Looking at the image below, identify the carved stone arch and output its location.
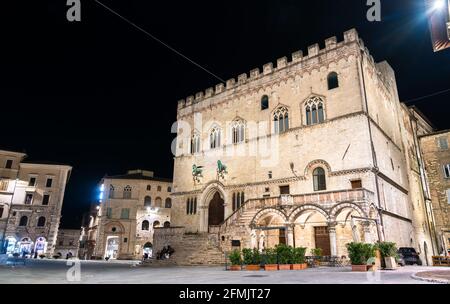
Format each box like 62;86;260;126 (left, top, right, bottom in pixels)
251;207;288;227
304;159;332;178
329;202;367;219
288;204;329;223
368;203;381;220
301;93;326;107
200;181;227;208
271;102;290;115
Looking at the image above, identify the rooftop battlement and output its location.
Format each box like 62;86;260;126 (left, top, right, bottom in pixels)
177;28;370;111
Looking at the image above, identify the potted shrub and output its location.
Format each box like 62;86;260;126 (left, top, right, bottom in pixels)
310;248;323;266
276;244;292;270
291;247;307;270
346;242;377;272
377;242;398;270
228;249;242;271
243;248;261;271
263;248;278;271
39;254;46;259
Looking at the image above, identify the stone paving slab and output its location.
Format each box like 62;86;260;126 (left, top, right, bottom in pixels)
0;259;447;284
412;270;450;284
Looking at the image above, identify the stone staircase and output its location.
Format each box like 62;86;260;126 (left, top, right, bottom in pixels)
143;233;225;267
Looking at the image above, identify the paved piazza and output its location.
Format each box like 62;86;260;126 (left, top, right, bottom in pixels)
0;259;447;284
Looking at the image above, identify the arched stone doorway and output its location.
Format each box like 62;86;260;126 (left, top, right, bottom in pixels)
208;192;224;226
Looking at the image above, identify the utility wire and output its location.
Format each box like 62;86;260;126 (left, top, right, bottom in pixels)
404;88;450;104
94;0;225;83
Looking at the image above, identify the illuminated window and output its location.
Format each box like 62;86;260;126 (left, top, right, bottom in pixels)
153;221;160;228
0;179;8;191
144;196;151;207
24;193;33;205
273;106;289;134
327;72;339;90
305;96;325;126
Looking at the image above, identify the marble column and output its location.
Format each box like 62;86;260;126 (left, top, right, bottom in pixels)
328;223;337;256
287;225;294;247
363;221;372;243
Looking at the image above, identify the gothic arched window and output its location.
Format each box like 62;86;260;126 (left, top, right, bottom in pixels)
305;96;325;126
191;132;201;154
231;120;245;144
327;72;339;90
313;167;326;191
273;106;289;134
210;126;221;149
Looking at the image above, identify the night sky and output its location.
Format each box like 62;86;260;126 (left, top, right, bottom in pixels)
2;0;449;228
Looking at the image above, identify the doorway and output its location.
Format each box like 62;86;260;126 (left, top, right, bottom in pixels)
208;192;224;226
105;236;120;259
314;226;331;256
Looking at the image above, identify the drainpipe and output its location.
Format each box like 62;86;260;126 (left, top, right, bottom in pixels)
357;46;385;241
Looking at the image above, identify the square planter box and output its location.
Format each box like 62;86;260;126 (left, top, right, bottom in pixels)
264;264;278;271
278;264;291;270
291;263;307;270
245;265;261;271
351;264;369;272
229;265;241;271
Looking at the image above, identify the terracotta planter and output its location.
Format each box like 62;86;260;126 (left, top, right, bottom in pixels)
291;263;307;270
245;265;261;271
351;264;368;272
229;265;241;271
264;264;278;271
278;264;291;270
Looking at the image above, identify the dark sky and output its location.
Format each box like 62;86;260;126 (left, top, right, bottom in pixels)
1;0;449;228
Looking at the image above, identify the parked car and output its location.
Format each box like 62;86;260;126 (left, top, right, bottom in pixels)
398;247;422;266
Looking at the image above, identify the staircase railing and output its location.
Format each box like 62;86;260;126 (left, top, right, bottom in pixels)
219;188;374;234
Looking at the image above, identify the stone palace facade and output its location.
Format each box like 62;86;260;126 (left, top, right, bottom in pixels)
0;149;72;257
154;29;438;265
